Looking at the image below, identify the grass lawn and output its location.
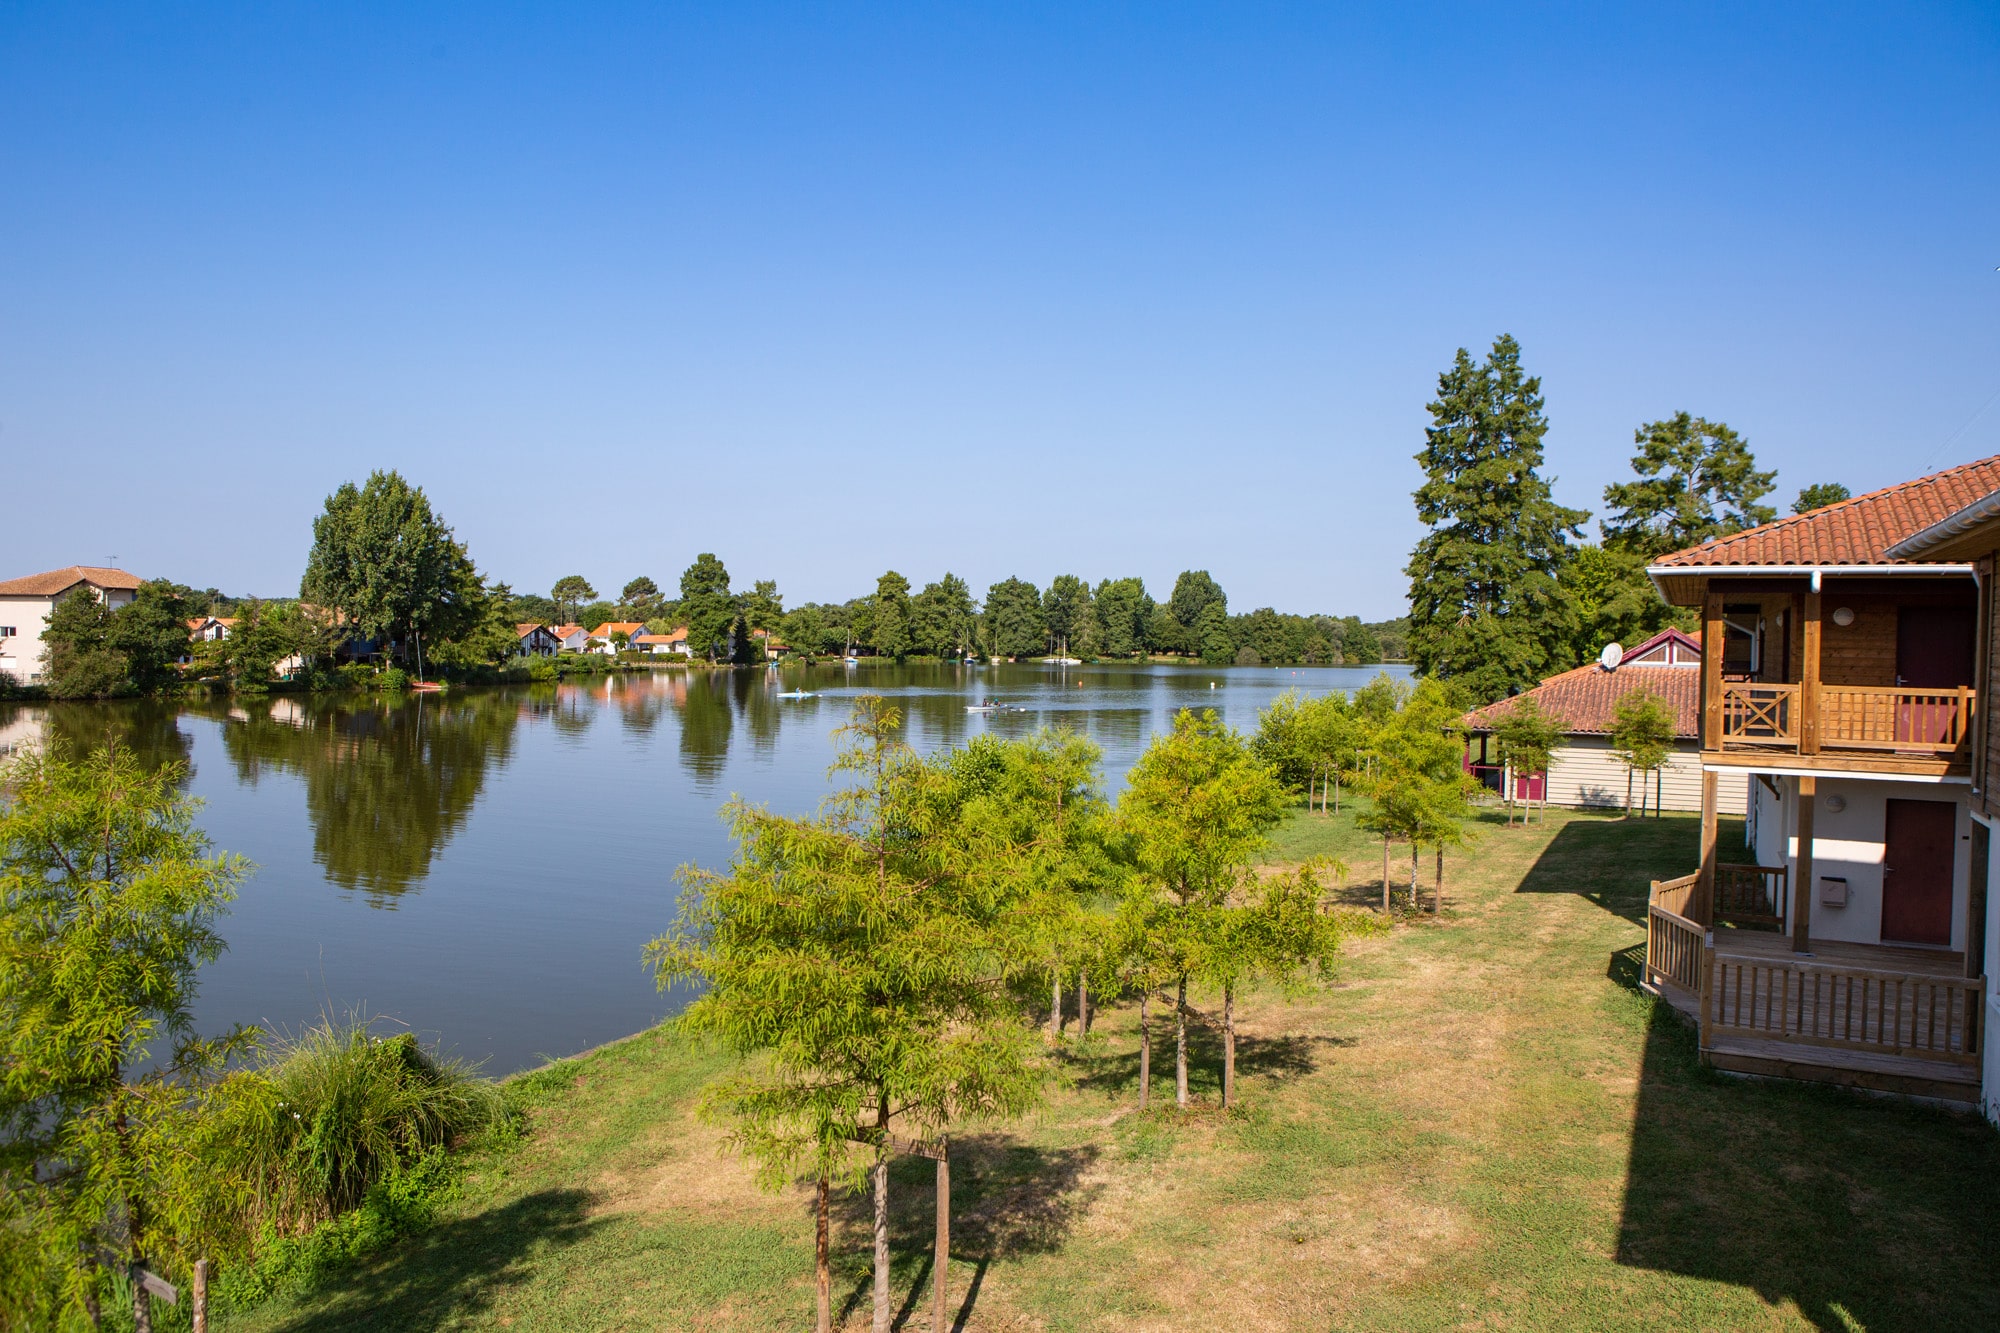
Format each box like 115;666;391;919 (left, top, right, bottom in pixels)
219;804;2000;1331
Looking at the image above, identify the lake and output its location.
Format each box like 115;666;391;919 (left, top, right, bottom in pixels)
0;661;1414;1075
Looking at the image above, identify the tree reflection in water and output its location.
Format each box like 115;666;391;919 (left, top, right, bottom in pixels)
677;671;733;785
11;699;196;774
219;692;518;907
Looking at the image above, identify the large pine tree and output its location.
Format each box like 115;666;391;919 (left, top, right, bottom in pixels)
1405;335;1586;704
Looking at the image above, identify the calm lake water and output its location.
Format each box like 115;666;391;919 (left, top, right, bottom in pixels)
0;661;1413;1075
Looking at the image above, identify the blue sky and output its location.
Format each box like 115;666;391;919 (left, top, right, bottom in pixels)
3;4;1997;619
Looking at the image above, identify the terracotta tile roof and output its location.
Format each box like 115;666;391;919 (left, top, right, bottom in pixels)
0;565;144;596
515;623;548;637
551;624;585;638
1652;453;2000;569
1462;661;1698;738
589;621;647;638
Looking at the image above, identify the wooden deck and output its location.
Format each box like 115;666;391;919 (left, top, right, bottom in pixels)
1644;877;1984;1103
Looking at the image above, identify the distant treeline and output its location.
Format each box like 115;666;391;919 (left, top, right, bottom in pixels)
516;564;1406;666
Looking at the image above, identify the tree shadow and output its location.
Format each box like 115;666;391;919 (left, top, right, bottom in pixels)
1067;1016;1354;1101
1616;999;2000;1330
258;1189;600;1332
828;1133;1101;1329
1513;812;1731;927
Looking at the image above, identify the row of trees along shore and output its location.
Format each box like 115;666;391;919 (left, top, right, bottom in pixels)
1406;333;1850;706
1;688;1512;1330
17;468;1402;700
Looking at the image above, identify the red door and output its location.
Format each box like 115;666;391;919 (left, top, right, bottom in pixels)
1895;607;1976;744
1881;798;1956;946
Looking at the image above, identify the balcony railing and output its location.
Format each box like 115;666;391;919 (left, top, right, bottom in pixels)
1717;683;1974;757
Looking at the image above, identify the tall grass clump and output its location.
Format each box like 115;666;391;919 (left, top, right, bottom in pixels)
233;1016;506;1232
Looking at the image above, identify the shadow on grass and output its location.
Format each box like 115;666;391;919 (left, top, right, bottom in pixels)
1617;999;2000;1330
830;1133;1101;1330
1514;812;1734;926
259;1188;600;1332
1069;1021;1354;1102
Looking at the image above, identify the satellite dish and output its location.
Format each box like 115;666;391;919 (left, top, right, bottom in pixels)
1599;643;1623;671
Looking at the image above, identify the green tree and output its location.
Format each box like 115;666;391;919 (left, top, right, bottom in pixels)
1490;694;1563;826
550;575;596;624
620;576;661;612
1358;679;1477;912
1601;412;1777;557
1041;575;1095;657
1406;336;1586;703
1794;482;1851;514
1145;602;1182;656
225;599;344;685
1559;544;1688;665
869;572;913;661
0;742;253;1328
983;577;1047;660
107;582;196;694
39;589;129;700
1196;603;1234;665
678;555;737;663
910;574;977;658
648;701;1041;1333
783;605;830;659
1608;687;1677;818
1168;571;1227;654
1115;709;1286;1108
1339;616;1383;666
1093;578;1153;658
300;471;480;662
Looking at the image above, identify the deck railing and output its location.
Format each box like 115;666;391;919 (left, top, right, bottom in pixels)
1645;874;1705;995
1703;953;1983;1067
1715;863;1786;931
1717;683;1974;758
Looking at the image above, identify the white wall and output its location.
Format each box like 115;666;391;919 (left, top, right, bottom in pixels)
1543;737;1747;816
1775;777;1971;950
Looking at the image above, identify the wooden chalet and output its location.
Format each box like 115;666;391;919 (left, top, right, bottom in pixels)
1641;455;2000;1105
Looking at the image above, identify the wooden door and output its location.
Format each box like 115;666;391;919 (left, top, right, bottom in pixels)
1882;798;1956;946
1895;607;1976;743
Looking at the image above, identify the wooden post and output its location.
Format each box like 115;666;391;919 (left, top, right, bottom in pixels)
816;1175;832;1333
193;1260;209;1333
1221;986;1235;1108
1696;770;1719;925
1702;588;1725;750
1381;838;1391;914
933;1144;949;1333
1801;591;1822;755
1137;993;1150;1110
1793;776;1816;954
1077;968;1089;1036
1435;845;1445;914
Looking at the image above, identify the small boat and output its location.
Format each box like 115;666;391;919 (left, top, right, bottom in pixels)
777;690;817;699
965;701;1027;714
844;656;860;665
411;681;444;693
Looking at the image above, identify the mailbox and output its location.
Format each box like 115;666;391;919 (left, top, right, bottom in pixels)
1819;876;1848;907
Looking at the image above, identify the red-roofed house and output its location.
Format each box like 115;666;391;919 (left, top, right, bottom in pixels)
549;624;590;653
634;626;691;657
588;622;648;655
516;624;560;657
1462;629;1745;816
0;566;145;683
1635;456;1992;1106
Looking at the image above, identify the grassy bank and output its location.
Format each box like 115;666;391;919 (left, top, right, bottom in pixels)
219;805;2000;1331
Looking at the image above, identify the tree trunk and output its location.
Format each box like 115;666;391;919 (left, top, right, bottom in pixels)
1382;837;1391;913
1222;984;1236;1109
933;1149;950;1333
1435;846;1445;914
1174;974;1189;1108
1078;969;1089;1036
1411;844;1420;911
872;1089;891;1333
1624;768;1633;819
816;1174;832;1333
1138;992;1151;1110
1050;972;1062;1040
1332;773;1340;814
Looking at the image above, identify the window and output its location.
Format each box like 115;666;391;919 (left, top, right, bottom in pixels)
0;626;14;637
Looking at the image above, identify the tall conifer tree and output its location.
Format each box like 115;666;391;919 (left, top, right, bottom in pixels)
1405;335;1586;704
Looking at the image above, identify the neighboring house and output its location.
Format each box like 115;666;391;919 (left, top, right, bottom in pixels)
1637;454;2000;1110
549;624;591;653
0;565;144;683
588;621;648;654
516;623;560;657
1462;629;1747;816
751;628;788;659
189;615;237;643
634;626;692;657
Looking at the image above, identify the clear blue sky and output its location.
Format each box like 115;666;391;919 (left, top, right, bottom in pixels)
4;4;1996;620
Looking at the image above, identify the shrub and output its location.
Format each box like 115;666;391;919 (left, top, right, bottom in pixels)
527;655;559;683
374;667;409;692
336;662;374;690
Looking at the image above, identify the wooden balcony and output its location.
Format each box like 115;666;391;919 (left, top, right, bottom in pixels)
1644;872;1983;1102
1717;683;1974;757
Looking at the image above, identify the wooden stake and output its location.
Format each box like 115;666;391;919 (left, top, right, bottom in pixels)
1382;837;1391;914
1138;992;1151;1110
1077;969;1089;1036
193;1261;209;1333
933;1146;950;1333
816;1175;831;1333
1222;986;1235;1108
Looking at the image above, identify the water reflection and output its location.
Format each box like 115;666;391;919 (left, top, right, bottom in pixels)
219;693;519;907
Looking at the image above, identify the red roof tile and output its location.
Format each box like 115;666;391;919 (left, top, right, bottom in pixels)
1462;662;1698;738
0;565;144;596
1652;453;2000;569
